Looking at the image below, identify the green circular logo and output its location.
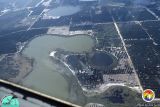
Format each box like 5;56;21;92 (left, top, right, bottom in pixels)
1;95;19;107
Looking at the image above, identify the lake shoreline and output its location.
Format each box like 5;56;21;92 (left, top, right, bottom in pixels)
20;34;95;105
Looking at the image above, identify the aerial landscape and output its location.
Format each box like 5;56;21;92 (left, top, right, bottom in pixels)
0;0;160;106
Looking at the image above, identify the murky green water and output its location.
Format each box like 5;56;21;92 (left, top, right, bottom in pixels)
48;6;80;17
22;34;94;101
